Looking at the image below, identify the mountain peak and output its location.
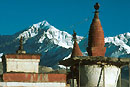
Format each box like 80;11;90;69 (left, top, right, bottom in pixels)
32;20;50;29
17;20;51;39
15;20;83;49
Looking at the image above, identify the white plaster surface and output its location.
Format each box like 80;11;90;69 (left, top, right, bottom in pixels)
80;65;120;87
6;59;40;73
0;82;66;87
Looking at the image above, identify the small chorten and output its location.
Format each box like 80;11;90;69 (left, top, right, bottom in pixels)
70;30;83;87
71;30;83;58
16;36;26;54
87;2;106;56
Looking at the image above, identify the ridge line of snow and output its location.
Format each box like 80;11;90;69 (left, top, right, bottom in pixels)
105;32;130;54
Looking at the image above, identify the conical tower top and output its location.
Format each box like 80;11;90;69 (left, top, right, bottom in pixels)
71;31;83;58
87;3;106;56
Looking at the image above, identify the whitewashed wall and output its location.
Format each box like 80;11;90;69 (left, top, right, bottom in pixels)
6;59;40;73
80;65;120;87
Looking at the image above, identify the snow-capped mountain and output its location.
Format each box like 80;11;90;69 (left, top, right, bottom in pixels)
0;20;83;68
17;21;83;49
0;20;130;68
105;33;130;58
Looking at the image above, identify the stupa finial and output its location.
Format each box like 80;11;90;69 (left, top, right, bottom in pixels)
94;2;100;11
73;30;77;41
19;36;23;50
16;36;26;54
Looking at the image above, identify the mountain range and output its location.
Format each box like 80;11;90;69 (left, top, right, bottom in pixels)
0;21;83;68
0;20;130;69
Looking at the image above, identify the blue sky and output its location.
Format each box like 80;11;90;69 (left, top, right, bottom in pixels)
0;0;130;37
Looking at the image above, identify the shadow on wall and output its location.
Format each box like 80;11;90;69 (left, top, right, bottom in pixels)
0;62;3;74
0;62;3;81
117;79;129;87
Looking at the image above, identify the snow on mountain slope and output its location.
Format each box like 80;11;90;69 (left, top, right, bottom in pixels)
17;20;83;49
105;32;130;53
17;21;50;39
38;26;82;48
105;32;130;57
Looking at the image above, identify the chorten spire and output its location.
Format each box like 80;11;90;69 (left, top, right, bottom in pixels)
71;30;83;58
73;30;77;41
87;3;106;56
16;36;26;54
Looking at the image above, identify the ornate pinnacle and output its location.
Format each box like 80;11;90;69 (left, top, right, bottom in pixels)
94;3;100;11
73;30;77;41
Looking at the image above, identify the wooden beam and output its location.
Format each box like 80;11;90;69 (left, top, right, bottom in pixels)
59;56;130;67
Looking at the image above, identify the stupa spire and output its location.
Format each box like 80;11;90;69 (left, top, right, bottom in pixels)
71;30;83;58
16;36;26;54
87;3;106;56
72;30;77;41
